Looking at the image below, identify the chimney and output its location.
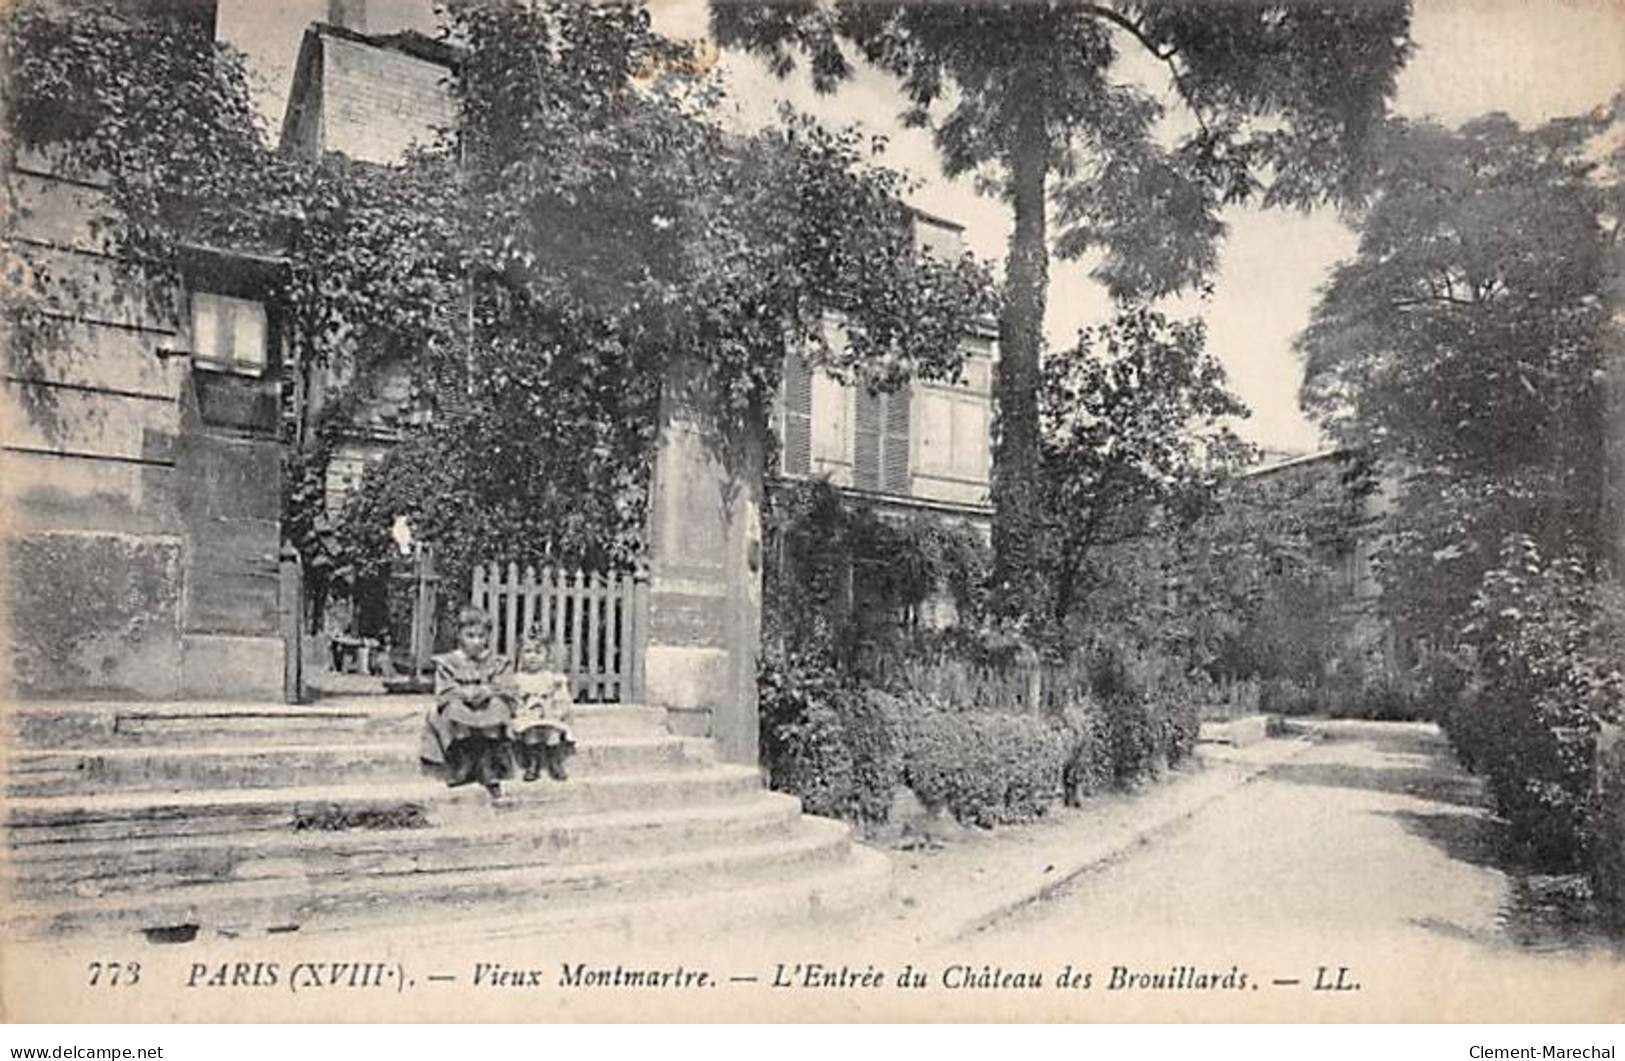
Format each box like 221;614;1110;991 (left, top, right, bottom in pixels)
913;210;966;260
328;0;367;33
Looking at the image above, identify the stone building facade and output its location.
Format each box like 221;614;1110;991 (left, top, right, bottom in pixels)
3;4;288;699
778;210;998;537
1243;448;1398;679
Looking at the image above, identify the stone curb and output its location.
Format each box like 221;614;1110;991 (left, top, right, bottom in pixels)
942;733;1322;943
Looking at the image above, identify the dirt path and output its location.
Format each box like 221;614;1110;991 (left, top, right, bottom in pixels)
955;720;1623;1021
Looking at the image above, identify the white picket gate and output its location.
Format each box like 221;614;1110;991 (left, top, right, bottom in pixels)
470;563;648;702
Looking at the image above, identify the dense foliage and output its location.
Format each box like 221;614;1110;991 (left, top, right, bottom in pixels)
1299;110;1618;650
3;1;293;437
760;478;1205;831
3;2;997;627
763;479;991;669
331;4;997;600
713;0;1413;618
1038;307;1252;634
1448;539;1625;865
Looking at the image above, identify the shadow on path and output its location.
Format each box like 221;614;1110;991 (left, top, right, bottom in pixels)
1270;722;1486;810
1272;722;1624;955
1269;760;1486;810
1384;807;1506;870
1386;808;1625;955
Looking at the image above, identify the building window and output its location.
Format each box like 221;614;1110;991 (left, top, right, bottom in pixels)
917;389;989;481
810;369;850;472
191;291;268;376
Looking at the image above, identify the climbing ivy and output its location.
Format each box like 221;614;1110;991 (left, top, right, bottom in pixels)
3;0;998;616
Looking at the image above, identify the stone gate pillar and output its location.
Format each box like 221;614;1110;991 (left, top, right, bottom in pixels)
642;366;764;765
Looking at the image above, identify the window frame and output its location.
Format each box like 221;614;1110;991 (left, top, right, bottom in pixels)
176;245;285;379
189;289;272;378
916;385;990;483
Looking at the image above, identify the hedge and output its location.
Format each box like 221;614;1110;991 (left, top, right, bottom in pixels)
761;652;1205;831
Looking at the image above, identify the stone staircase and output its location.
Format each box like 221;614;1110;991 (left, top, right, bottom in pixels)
2;698;890;943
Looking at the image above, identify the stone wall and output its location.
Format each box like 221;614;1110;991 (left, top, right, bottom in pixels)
5;532;184;698
3;150;284;699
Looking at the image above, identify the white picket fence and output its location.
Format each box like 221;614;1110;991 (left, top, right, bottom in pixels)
470;563;648;703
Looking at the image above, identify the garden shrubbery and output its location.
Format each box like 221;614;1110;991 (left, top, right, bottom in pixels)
760;644;1207;832
759;480;1217;834
1437;538;1625;870
901;699;1073;826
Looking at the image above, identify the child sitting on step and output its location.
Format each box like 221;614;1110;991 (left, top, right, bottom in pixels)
420;606;516;798
512;638;576;782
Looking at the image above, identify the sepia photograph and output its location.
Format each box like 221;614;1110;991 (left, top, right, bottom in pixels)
0;0;1622;1032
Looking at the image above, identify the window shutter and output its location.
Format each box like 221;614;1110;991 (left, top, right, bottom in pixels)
782;351;812;476
854;386;881;491
881;386;911;494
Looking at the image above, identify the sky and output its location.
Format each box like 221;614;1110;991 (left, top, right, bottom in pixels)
218;0;1625;455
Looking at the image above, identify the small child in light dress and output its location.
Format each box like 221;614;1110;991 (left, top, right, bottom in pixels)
512;639;576;782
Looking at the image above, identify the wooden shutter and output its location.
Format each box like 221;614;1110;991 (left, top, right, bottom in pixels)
782;351;812;476
853;386;881;491
881;386;911;494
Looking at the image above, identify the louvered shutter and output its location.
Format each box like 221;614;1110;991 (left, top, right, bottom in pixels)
782;351;812;476
881;386;911;494
854;386;881;491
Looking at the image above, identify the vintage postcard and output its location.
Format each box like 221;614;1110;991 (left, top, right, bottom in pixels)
2;0;1623;1027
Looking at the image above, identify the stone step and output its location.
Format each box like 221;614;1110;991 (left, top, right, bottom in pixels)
6;735;714;798
6;816;857;940
5;765;767;846
351;844;895;947
5;699;669;750
7;791;807;899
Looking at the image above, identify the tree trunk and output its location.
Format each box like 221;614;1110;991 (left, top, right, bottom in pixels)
991;78;1050;622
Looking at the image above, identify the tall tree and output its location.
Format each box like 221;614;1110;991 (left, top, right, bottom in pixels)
1298;110;1621;644
711;1;1412;617
1039;307;1251;630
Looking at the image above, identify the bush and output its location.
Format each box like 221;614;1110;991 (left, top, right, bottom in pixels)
1102;693;1161;784
899;696;1070;826
1056;699;1112;803
1347;677;1428;722
1444;539;1625;867
1592;729;1625;923
1160;680;1202;767
1310;645;1434;722
760;478;1223;830
1586;731;1625;922
761;619;1217;831
759;653;901;825
764;655;1089;829
1260;675;1319;715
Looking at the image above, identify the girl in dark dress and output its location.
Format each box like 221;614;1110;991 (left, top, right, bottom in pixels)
419;607;516;798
